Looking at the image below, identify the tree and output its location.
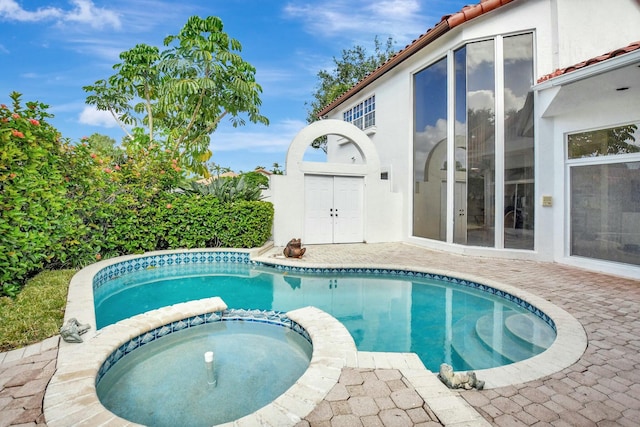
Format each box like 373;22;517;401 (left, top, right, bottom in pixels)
271;162;283;175
84;16;269;177
306;36;396;152
568;124;639;158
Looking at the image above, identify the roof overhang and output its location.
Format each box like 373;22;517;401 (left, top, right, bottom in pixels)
535;49;640;118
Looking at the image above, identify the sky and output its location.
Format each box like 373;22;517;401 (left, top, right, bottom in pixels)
0;0;470;173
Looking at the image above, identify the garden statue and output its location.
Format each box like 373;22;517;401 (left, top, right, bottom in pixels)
438;363;485;390
283;238;306;258
60;318;91;343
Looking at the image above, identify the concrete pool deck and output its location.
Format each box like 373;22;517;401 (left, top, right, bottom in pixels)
1;242;640;426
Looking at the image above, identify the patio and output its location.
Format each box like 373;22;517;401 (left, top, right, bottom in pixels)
1;242;639;426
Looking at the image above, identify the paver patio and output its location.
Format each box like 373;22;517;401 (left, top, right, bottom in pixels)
1;242;639;426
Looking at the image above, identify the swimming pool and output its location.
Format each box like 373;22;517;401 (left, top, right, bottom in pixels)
97;316;313;426
93;251;556;372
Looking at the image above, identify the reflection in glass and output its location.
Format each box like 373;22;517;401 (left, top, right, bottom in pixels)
413;57;448;240
568;124;640;159
571;162;640;266
453;47;467;244
465;40;495;247
504;33;534;249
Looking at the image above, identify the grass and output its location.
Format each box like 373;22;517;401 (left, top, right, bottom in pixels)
0;269;75;352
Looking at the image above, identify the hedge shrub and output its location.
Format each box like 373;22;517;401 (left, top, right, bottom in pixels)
103;194;273;255
0;93;73;296
1;92;274;297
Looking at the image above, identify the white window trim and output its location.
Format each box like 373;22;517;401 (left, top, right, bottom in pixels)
343;94;376;131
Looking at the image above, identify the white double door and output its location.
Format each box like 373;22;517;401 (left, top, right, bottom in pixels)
304;175;364;244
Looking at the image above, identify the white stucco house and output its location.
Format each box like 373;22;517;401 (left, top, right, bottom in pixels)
269;0;640;279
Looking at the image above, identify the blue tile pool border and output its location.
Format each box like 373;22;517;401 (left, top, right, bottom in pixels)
92;251;251;290
95;308;310;385
91;251;555;334
257;262;557;332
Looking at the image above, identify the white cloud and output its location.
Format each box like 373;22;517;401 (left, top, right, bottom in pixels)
504;87;527;112
63;0;120;30
467;88;527;113
468;90;494;111
78;106;119;128
283;0;432;46
0;0;62;21
0;0;120;30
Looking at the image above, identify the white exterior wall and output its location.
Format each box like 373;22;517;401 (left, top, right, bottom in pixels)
270;120;403;247
554;0;640;69
321;0;640;277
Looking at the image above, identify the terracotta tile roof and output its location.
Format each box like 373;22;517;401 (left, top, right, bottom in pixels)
318;0;516;117
537;40;640;83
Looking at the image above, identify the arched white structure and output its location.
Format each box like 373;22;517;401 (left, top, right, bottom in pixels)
268;120;402;246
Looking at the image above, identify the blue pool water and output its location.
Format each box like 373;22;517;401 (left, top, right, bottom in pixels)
94;262;556;372
97;320;312;427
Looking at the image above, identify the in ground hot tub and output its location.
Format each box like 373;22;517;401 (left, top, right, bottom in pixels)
96;308;312;427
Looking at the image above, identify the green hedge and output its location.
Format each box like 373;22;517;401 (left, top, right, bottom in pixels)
1;92;274;297
105;194;273;255
0;94;74;296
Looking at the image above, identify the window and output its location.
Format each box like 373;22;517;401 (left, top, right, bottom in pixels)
568;123;640;266
413;58;447;241
344;95;375;130
412;33;534;249
568;124;640;159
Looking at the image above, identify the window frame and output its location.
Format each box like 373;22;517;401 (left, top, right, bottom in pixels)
565;121;640;265
343;95;375;130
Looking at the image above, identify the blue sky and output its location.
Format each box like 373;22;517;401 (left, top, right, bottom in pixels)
0;0;469;173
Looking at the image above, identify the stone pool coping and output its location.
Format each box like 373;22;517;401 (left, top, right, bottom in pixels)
44;246;586;426
255;251;588;389
44;297;485;426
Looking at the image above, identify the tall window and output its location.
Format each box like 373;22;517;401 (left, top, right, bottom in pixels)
413;33;534;249
503;33;535;249
454;40;496;247
413;59;448;241
568;123;640;265
344;95;375;130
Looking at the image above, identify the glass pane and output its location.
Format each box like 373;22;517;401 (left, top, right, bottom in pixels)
571;162;640;266
453;47;467;244
413;57;448;241
504;33;534;250
466;39;495;247
568;124;640;159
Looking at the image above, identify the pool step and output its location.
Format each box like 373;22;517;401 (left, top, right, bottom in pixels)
450;315;512;371
504;313;555;351
451;313;555;370
474;314;546;363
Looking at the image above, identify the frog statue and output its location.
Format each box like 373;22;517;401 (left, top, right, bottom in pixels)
438;363;485;390
60;318;91;343
283;238;306;258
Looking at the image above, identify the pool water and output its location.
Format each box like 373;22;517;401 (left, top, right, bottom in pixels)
95;263;556;371
97;320;312;427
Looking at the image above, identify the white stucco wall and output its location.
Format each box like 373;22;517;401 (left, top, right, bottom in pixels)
270;120;403;247
554;0;640;69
